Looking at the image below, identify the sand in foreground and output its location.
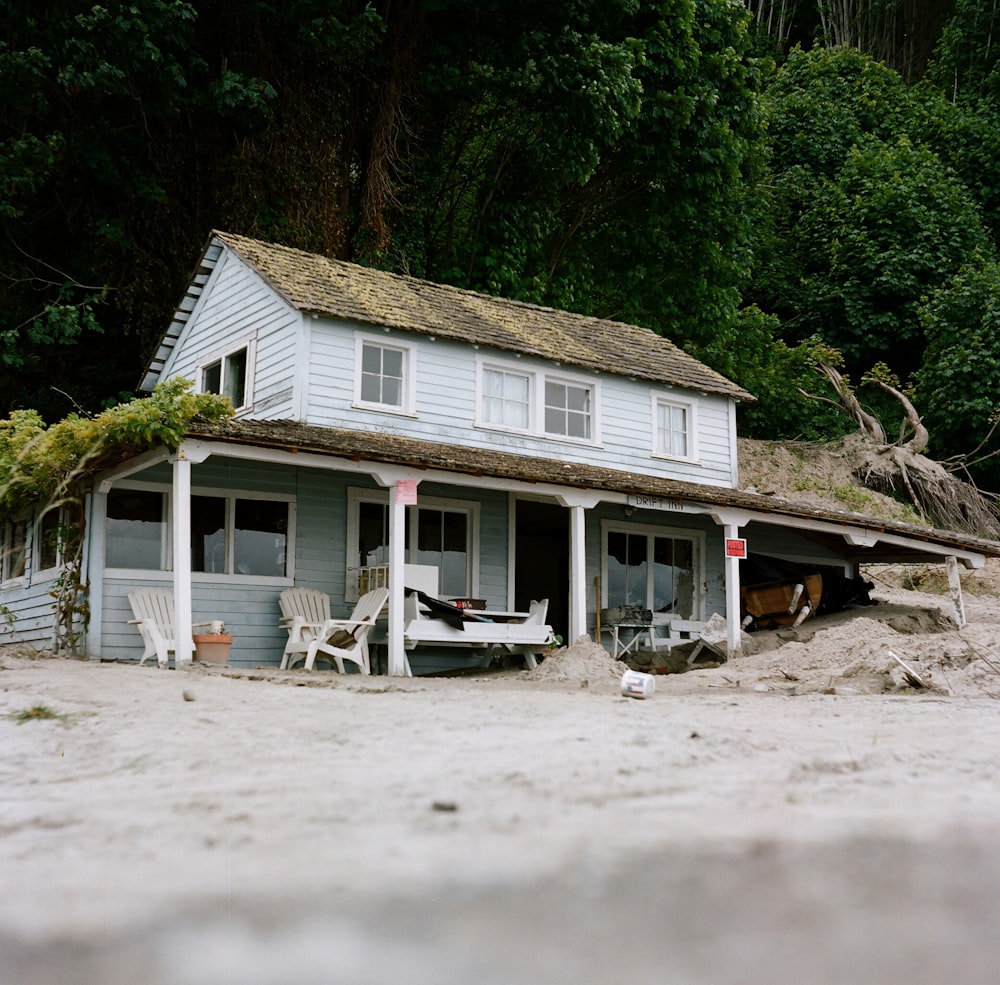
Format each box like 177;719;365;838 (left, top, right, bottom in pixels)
2;645;1000;984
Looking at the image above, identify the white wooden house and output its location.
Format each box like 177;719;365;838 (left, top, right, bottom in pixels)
3;231;999;672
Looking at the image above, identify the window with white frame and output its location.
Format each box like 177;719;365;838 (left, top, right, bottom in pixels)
192;494;292;577
478;358;597;442
105;486;294;578
347;488;478;599
602;522;701;618
654;396;696;460
356;337;413;412
1;516;28;583
106;488;167;570
201;344;250;409
482;366;532;430
545;378;592;439
36;508;66;574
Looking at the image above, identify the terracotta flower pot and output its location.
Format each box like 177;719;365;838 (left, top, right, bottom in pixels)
192;634;234;665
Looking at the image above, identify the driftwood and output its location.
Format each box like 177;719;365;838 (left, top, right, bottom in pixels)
802;364;1000;539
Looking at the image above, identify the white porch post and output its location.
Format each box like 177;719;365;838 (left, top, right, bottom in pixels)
711;509;750;660
387;484;409;677
555;493;600;644
172;450;195;666
723;521;743;659
568;504;587;642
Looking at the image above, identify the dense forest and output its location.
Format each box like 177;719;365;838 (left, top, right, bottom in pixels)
4;0;1000;488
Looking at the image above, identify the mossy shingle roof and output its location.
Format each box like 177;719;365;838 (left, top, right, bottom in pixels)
204;231;752;401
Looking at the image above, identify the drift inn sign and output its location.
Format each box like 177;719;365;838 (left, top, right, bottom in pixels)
626;494;684;512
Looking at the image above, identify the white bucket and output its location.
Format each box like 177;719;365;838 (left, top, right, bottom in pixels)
621;669;656;699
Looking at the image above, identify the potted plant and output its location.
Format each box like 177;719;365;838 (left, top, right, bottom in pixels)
192;621;233;665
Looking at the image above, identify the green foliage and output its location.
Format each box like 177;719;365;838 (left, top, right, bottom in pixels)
0;379;232;517
915;262;1000;484
401;0;765;344
750;44;996;400
12;704;66;724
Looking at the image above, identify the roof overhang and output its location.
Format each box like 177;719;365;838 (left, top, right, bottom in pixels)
166;418;1000;570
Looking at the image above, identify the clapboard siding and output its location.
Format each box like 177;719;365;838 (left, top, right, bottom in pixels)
297;321;738;488
103;578;288;667
162;250;300;419
0;576;58;648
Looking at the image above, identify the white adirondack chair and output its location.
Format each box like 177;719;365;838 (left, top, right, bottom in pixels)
127;588;177;668
279;586;389;673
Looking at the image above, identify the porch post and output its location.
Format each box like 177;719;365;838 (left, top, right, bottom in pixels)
386;485;408;676
172;450;195;665
723;521;742;658
568;504;587;642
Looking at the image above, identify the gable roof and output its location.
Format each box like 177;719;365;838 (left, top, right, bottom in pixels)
142;230;754;401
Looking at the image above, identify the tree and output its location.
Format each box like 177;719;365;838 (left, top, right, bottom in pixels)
748;47;994;383
393;0;766;353
916;263;1000;489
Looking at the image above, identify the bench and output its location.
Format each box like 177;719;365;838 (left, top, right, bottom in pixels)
403;593;552;669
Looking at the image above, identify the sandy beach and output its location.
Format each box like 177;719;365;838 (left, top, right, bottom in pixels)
4;576;1000;984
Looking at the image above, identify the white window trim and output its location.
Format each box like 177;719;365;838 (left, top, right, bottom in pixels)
475;358;537;435
543;369;599;444
651;393;700;464
104;482;296;584
1;513;30;588
32;507;66;582
345;487;480;601
600;518;705;618
476;355;600;446
196;335;257;414
352;333;417;416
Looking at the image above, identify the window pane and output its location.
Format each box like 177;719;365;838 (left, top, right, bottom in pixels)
4;520;28;580
225;348;247;407
106;490;165;569
415;508;468;597
381;376;402;406
658;402;689;457
38;510;61;570
235;499;287;577
382;348;404;380
361;343;382;374
606;531;647;607
191;496;226;573
202;361;222;395
359;501;390;567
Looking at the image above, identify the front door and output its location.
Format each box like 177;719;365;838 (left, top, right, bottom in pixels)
514;500;569;644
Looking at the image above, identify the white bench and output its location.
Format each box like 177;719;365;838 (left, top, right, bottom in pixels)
403;594;552;669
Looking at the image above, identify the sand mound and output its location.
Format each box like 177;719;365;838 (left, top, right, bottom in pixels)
526;634;623;684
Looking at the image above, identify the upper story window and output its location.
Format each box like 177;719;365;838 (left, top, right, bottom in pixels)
1;516;28;584
545;379;592;439
201;343;252;410
482;367;532;429
355;336;415;414
653;396;697;462
478;358;597;443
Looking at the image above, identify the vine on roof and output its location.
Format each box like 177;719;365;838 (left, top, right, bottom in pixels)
0;378;232;517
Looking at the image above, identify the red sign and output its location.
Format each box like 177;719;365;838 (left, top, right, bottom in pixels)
394;480;418;505
725;538;747;559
